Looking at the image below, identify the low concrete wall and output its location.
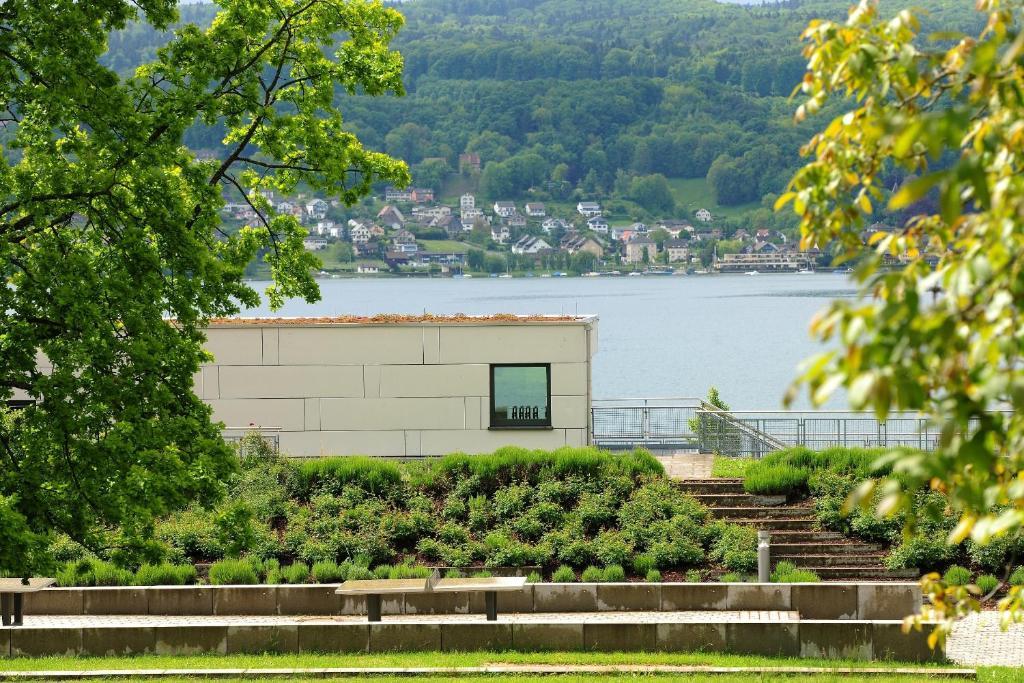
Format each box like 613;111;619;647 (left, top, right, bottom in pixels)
1;620;943;661
24;583;921;620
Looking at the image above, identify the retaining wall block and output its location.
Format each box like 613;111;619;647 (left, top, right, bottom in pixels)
871;622;946;663
533;583;597;612
11;628;83;657
0;629;9;658
727;584;791;611
148;587;214;616
441;623;514;651
82;626;156;656
368;623;441;652
798;621;872;660
656;622;728;652
226;625;299;654
726;623;800;657
83;587;148;615
154;625;228;655
23;589;83;615
494;585;535;614
792;584;858;620
404;591;470;615
277;585;342;615
661;584;728;611
858;584;921;620
213;586;277;615
297;624;369;653
511;622;584;651
596;583;660;612
583;623;657;652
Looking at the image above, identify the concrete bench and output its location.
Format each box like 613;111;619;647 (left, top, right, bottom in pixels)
336;574;527;622
1;578;56;626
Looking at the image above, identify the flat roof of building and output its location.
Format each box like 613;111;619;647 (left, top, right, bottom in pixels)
207;314;596;327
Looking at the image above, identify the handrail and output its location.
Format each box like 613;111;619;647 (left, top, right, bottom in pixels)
696;401;788;452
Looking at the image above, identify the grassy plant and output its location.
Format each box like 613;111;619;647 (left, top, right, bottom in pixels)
292;457;403;500
1008;566;1024;586
311;561;347;583
645;569;662;582
685;569;703;583
770;561;820;583
208;558;259;585
281;562;310;584
719;572;744;583
552;565;576;582
134;563;197;586
472;570;493;578
743;464;808;496
580;565;604;582
943;565;972;586
976;574;1000;594
602;564;626;582
631;553;655;576
526;571;542;583
711;456;756;479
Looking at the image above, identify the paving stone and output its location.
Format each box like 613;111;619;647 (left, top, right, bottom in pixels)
656;622;727;652
441;623;513;651
946;611;1024;667
82;626;155;656
23;589;83;615
656;453;713;480
792;584;858;620
727;584;791;611
799;621;872;660
858;584;920;620
83;588;148;615
661;584;728;611
596;583;659;612
512;623;584;651
727;623;799;657
276;586;342;616
871;622;946;663
213;586;277;616
154;625;228;655
226;625;298;654
583;622;657;651
148;587;213;616
368;623;441;652
296;624;369;653
533;584;597;612
11;628;82;657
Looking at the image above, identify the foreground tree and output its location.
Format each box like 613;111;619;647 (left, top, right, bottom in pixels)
779;0;1024;633
0;0;409;574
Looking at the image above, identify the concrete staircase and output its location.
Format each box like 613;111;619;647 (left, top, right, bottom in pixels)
678;478;919;581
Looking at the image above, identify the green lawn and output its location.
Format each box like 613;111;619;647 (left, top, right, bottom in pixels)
712;455;757;479
0;651;1000;678
668;177;761;220
420;239;472;253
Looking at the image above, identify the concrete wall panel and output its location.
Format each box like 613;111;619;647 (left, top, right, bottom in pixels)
262;328;279;365
278;327;425;365
204;328;263;366
420;429;568;456
219;366;364;399
320;398;466;431
551;363;588;396
378;364;488;398
438;325;588;364
207;399;305;432
551;395;589;429
280;430;408;457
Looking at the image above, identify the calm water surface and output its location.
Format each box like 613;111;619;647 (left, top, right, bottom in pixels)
244;273;856;408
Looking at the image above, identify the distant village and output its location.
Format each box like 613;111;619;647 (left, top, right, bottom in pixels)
222;181;827;276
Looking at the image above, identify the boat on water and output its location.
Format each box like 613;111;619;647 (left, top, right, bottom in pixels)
833;267;853;274
744;270;760;276
498;273;512;278
797;269;814;274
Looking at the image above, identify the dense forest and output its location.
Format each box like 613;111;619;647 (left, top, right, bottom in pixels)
104;0;981;224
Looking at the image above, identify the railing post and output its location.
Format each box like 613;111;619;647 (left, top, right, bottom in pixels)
642;399;650;442
758;531;771;583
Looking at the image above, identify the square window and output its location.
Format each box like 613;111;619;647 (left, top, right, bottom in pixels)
490;364;551;429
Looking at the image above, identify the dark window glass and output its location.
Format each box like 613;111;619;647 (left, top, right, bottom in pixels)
490;364;551;428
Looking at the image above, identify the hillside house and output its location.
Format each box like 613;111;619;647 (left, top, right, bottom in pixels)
511;235;552;255
492;224;510;243
629;222;649;234
506;214;527;229
460;194;476;211
349;223;372;244
461;207;484;225
430;214;465;238
369;225;386;238
356;263;380;274
303;237;329;251
665;239;690;263
385;187;413;202
577;201;602;218
377;205;405;229
306;198;329;220
624;236;656;264
494;201;517;218
542;218;570;234
412;205;451;221
410;188;435;203
315;220;336;235
695;208;713;223
586;215;609;233
525;202;546;217
562;233;605;258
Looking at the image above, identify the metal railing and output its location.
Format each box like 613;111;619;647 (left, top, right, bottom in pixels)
591;399;963;457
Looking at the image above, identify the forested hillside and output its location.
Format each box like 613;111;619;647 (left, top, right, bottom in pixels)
105;0;980;225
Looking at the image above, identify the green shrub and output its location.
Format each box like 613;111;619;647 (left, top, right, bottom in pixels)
885;536;958;571
709;525;757;573
1009;567;1024;586
771;561;820;583
281;562;310;584
552;565;576;582
155;507;224;560
580;565;604;582
346;565;374;581
311;561;347;583
292;457;403;500
632;553;655;576
976;574;1000;594
943;565;972;586
645;569;662;582
685;569;703;582
602;564;626;582
592;530;633;566
719;572;745;583
209;558;259;585
526;571;542;583
134;563;197;586
472;570;493;578
92;561;134;586
56;559;132;587
967;533;1024;572
374;563;431;580
743;464;808;496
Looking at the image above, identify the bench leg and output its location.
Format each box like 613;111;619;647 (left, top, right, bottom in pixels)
1;594;10;627
366;594;382;622
485;591;497;621
13;594;23;626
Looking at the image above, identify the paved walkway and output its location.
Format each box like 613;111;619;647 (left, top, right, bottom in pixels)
655;453;713;479
5;611;798;628
945;611;1024;667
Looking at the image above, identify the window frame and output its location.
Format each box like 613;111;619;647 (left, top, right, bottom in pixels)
488;363;553;430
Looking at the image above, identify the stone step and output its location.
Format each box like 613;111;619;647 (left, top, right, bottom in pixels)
770;542;887;556
773;553;889;568
728;518;818;531
711;507;814;520
806;566;920;580
761;530;848;542
676;481;746;495
691;493;787;507
682;478;744;484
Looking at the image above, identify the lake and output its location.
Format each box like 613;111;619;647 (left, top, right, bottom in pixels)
243;273;857;408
